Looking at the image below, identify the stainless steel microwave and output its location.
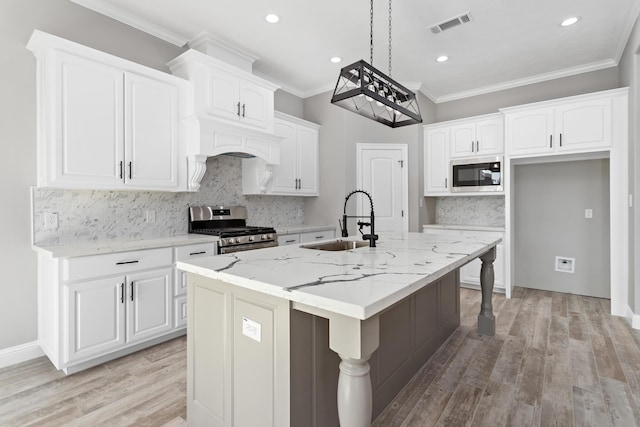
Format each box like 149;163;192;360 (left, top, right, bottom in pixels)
450;156;503;193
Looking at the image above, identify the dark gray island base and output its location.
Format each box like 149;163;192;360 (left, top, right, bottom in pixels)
291;269;462;426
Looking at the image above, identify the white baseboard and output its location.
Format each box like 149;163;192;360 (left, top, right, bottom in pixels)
633;314;640;330
0;341;44;369
625;305;640;330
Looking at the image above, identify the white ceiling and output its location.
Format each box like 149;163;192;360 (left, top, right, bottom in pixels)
71;0;640;103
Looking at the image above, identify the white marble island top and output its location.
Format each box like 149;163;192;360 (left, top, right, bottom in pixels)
177;232;500;320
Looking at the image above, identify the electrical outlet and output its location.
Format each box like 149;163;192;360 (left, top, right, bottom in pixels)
242;316;261;342
44;212;58;230
145;210;156;223
585;209;593;219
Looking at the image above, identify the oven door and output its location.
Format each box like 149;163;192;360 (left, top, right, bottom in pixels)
451;156;503;192
218;241;278;254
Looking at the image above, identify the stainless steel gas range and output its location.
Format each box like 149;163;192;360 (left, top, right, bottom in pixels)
188;205;277;254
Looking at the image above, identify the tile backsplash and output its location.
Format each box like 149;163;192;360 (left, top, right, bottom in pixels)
435;196;505;227
33;156;304;245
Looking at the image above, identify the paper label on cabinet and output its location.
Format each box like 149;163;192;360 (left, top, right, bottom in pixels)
242;316;262;343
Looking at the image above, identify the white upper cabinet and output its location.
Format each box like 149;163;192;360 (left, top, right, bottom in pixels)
449;115;504;158
125;72;179;188
27;30;188;191
52;51;125;188
504;91;619;158
168;49;277;132
424;126;450;195
243;112;320;196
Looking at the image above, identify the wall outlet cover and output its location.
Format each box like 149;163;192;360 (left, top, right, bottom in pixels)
242;316;262;343
44;212;58;230
555;256;575;274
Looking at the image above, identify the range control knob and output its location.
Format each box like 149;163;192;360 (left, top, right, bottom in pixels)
261;234;267;240
221;239;227;245
228;238;235;244
249;236;255;242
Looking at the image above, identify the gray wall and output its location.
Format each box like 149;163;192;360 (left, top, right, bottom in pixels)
0;0;186;351
619;14;640;313
302;92;436;234
436;68;621;122
274;90;304;119
513;160;611;298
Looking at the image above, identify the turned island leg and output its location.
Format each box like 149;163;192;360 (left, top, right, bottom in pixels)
328;314;380;427
478;246;496;336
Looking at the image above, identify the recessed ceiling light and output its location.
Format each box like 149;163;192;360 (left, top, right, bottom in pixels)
330;57;342;63
560;17;579;27
436;55;449;63
265;14;279;24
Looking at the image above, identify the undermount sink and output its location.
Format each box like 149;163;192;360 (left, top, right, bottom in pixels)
300;240;369;251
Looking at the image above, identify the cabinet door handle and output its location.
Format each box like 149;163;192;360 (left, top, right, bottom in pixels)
471;141;474;153
242;104;246;117
315;235;325;239
285;239;296;243
189;251;206;256
445;178;448;188
237;102;241;117
130;282;134;301
120;283;125;304
119;161;123;179
549;135;553;148
128;162;132;179
476;141;479;152
116;260;139;265
559;133;563;147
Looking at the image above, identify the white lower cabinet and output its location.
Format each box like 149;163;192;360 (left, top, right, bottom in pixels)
422;227;505;292
38;244;216;374
173;243;216;329
65;267;172;363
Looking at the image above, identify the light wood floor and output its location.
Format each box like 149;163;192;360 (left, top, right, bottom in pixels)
1;287;639;426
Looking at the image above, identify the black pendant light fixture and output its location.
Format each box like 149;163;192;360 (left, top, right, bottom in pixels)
331;0;422;128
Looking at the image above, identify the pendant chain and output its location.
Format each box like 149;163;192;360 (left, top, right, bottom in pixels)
370;0;374;65
370;0;393;77
388;0;392;77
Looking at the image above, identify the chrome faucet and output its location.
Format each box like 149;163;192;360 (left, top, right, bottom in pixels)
340;190;378;247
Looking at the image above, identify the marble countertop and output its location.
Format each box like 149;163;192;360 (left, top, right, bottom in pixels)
422;224;505;232
33;234;219;258
177;232;500;320
275;225;337;235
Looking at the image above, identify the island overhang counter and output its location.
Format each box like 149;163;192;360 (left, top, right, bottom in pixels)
177;232;500;427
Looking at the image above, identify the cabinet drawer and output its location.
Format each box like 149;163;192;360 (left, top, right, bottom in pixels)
278;234;300;245
63;248;172;282
300;229;334;243
174;243;216;261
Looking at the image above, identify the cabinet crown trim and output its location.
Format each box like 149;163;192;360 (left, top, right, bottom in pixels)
499;87;629;114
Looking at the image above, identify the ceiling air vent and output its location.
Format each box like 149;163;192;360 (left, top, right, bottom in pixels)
430;12;473;34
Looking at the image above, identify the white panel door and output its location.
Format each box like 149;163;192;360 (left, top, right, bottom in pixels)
424;127;450;194
449;123;475;158
126;268;172;344
240;81;269;129
271;120;298;193
296;126;319;195
475;118;504;155
125;72;178;188
555;98;612;151
53;51;124;187
209;68;241;122
66;276;125;362
505;108;554;156
358;144;408;233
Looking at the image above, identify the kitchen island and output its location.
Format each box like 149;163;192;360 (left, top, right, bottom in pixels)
177;232;500;427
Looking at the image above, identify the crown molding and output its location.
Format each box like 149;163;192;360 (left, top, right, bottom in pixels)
70;0;188;47
432;59;618;104
613;0;640;62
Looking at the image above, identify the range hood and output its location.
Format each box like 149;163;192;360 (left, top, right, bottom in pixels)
182;114;281;191
168;41;282;191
